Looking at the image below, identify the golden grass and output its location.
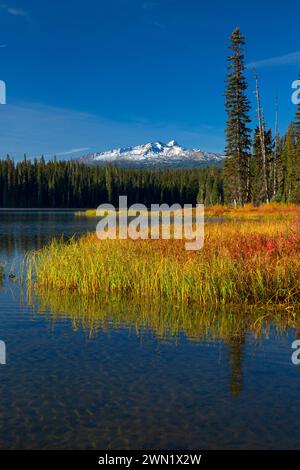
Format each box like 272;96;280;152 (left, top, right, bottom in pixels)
74;209;97;216
75;208;193;217
26;211;300;306
205;203;300;220
77;203;300;221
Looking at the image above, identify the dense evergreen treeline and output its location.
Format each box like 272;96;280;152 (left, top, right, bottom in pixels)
0;118;299;207
224;28;300;205
0;157;223;208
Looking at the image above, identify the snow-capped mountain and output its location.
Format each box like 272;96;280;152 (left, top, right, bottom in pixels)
77;140;226;168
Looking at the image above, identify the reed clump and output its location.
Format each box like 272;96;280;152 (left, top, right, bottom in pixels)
26;215;300;306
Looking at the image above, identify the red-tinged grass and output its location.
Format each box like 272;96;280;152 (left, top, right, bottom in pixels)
26;216;300;306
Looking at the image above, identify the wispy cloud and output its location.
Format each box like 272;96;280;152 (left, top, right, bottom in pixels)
0;3;28;17
0;44;7;48
0;102;224;159
44;147;90;159
247;51;300;69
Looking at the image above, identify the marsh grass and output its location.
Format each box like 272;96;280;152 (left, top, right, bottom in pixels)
26;213;300;306
76;203;300;220
205;203;300;220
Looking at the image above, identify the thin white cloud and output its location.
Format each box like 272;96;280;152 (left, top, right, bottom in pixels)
0;102;224;158
46;147;90;158
0;3;28;17
0;44;7;48
247;51;300;69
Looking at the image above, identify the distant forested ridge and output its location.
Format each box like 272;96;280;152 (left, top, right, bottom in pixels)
0;158;224;208
0;133;300;209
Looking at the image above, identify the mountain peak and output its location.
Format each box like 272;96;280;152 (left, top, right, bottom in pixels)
77;140;226;168
167;140;178;147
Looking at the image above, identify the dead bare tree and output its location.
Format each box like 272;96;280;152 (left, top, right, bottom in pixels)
254;70;269;204
273;97;279;198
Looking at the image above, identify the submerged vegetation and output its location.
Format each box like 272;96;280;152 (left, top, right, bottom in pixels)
26;206;300;307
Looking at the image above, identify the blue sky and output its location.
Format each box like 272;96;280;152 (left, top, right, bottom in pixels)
0;0;299;159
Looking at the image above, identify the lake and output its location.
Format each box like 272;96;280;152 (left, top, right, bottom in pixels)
0;211;299;449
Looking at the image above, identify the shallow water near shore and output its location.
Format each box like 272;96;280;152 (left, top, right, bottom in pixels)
0;211;300;449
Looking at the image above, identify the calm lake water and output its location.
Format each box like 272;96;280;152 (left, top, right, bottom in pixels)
0;211;299;450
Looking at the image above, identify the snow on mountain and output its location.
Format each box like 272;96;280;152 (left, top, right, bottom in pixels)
77;140;226;168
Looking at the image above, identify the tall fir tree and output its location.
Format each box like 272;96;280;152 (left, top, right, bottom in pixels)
295;74;300;140
224;28;251;206
292;85;300;202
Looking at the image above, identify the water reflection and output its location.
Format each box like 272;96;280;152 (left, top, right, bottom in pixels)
227;335;245;397
0;211;226;262
27;287;300;398
0;211;98;264
1;211;300;449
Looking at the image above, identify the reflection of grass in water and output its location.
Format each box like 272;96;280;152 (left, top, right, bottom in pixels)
26;218;300;305
0;265;3;285
27;287;300;398
0;261;6;284
26;286;300;342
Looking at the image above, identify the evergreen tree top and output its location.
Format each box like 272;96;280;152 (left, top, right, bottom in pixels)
229;28;245;45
